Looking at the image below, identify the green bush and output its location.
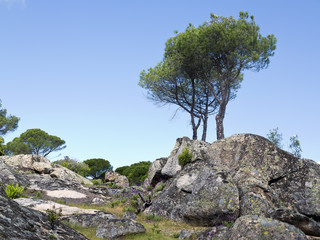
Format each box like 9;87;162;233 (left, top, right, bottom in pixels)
5;183;24;199
53;157;90;177
109;199;121;208
36;191;42;199
146;214;162;221
172;232;180;238
155;182;166;192
115;161;151;185
178;148;192;167
91;179;103;186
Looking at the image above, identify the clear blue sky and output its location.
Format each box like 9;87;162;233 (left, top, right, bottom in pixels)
1;0;319;168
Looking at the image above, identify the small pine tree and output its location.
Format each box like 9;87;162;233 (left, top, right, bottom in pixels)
289;135;302;158
267;127;283;148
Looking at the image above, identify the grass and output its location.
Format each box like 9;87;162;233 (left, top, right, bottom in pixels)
66;202;206;240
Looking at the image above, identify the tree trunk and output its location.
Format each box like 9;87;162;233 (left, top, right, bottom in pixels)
201;115;208;141
215;103;226;140
191;114;201;140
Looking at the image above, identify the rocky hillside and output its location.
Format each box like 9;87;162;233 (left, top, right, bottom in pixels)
0;154;145;239
146;134;320;239
0;134;319;239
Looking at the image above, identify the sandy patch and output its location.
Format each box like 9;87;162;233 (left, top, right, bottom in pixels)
14;198;98;215
45;189;87;199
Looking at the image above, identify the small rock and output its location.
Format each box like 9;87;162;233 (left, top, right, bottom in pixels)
96;219;146;239
92;197;105;205
105;171;129;187
123;211;137;220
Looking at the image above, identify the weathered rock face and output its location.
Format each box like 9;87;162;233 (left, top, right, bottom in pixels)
146;134;320;238
161;137;210;177
227;215;308;240
146;157;168;186
0;159;29;186
61;211;117;227
96;218;146;239
105;171;129;187
0;185;89;240
0;154;51;171
63;212;146;239
50;163;93;185
0;154;93;186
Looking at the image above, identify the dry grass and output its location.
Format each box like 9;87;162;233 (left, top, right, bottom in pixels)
65;203;206;240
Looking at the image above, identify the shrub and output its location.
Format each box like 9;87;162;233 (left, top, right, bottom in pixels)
46;207;62;230
173;232;180;238
92;179;103;186
115;161;151;185
53;157;90;177
146;214;162;221
36;191;42;199
155;182;166;192
109;199;121;208
222;220;235;227
5;183;24;199
178;148;192;167
106;182;117;187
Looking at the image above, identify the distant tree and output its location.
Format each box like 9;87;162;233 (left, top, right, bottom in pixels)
289;135;302;158
53;156;90;177
115;166;129;176
0;100;20;136
84;158;113;179
0;137;4;156
6;128;66;157
115;161;151;185
267;127;283;148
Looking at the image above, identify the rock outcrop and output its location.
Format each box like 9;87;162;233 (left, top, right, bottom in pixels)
0;154;93;185
146;157;168;186
62;212;146;239
105;171;129;187
146;134;320;238
0;183;89;240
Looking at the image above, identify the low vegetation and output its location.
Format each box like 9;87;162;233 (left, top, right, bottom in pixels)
4;183;24;199
178;148;192;167
64;201;205;240
115;161;151;185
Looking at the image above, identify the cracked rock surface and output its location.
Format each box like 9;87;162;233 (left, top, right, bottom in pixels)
146;134;320;238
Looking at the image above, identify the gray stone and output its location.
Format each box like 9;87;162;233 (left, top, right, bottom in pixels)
161;137;210;177
146;134;320;237
61;211;117;227
50;164;93;185
105;171;129;187
96;218;146;239
0;159;29;186
268;208;320;237
227;215;308;239
147;157;167;186
123;211;137;220
0;185;89;240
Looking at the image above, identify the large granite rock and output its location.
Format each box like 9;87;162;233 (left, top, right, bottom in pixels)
0;159;29;186
227;215;307;240
146;134;320;238
50;163;93;185
96;218;146;239
146;157;168;186
105;171;129;187
161;137;210;177
0;154;51;171
0;184;88;240
63;212;146;239
0;154;93;186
